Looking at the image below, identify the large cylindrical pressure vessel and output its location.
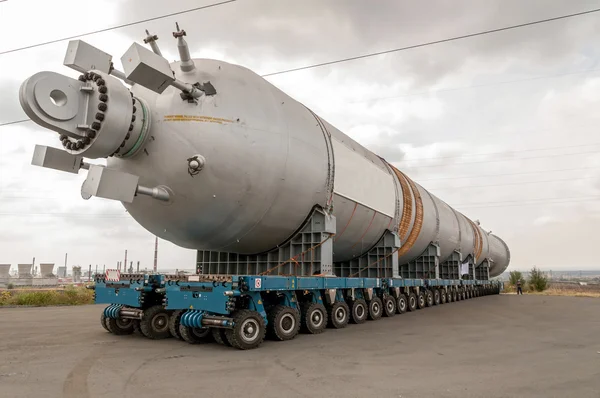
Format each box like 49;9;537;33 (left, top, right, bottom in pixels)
18;50;510;275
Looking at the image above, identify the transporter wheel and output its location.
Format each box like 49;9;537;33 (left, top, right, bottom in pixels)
462;290;466;300
169;310;184;340
382;295;396;317
106;317;135;335
212;328;232;346
367;297;383;320
425;290;434;307
100;312;110;332
328;301;350;329
396;294;407;314
417;291;426;309
452;290;457;302
267;305;301;341
407;292;417;312
440;290;447;304
132;320;144;336
225;310;266;350
433;289;440;305
140;305;171;340
349;299;368;324
179;325;211;344
301;302;328;334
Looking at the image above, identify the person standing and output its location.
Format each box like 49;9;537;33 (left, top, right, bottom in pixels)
516;279;523;295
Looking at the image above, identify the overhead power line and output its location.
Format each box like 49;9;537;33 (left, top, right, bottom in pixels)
261;7;600;77
455;195;600;209
405;148;600;169
0;119;30;128
350;67;600;104
399;142;600;163
457;197;600;210
1;7;599;127
0;0;237;56
416;166;599;182
427;176;596;191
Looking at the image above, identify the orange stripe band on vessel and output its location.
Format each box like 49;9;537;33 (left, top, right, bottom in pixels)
390;165;424;258
391;166;413;242
469;219;483;262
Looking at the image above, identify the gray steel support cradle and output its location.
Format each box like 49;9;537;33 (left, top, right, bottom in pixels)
197;207;337;276
475;259;491;281
196;207;491;281
400;243;440;279
197;207;401;278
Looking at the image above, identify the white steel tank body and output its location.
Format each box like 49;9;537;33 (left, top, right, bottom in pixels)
17;29;510;277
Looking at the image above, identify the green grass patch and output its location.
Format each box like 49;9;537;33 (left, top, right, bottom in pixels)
0;286;94;306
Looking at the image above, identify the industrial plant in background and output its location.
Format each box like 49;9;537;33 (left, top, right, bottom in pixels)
0;262;59;288
17;25;509;349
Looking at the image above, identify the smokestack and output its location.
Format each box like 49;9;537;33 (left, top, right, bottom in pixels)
153;237;158;272
88;264;92;281
136;261;140;272
124;250;128;273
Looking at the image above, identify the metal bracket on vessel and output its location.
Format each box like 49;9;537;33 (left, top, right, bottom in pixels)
80;165;171;203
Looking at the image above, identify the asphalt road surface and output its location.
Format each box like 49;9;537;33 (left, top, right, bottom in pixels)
1;295;599;398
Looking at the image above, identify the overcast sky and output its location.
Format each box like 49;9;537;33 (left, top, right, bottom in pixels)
1;0;600;274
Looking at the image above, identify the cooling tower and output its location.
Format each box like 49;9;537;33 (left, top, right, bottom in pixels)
40;263;55;277
0;264;10;278
18;264;33;278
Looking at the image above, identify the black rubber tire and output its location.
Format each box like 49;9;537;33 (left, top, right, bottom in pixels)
140;305;171;340
462;290;466;300
440;290;447;304
224;310;266;350
452;290;457;302
367;297;383;320
328;301;350;329
100;312;110;332
396;294;407;314
349;299;368;324
382;295;396;317
169;310;184;340
106;317;135;335
417;291;426;309
179;324;211;344
301;302;328;334
212;328;231;346
433;289;440;305
133;320;144;336
407;292;417;312
425;290;434;307
267;305;301;340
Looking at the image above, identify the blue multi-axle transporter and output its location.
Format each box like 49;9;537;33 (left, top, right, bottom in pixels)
93;272;502;350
